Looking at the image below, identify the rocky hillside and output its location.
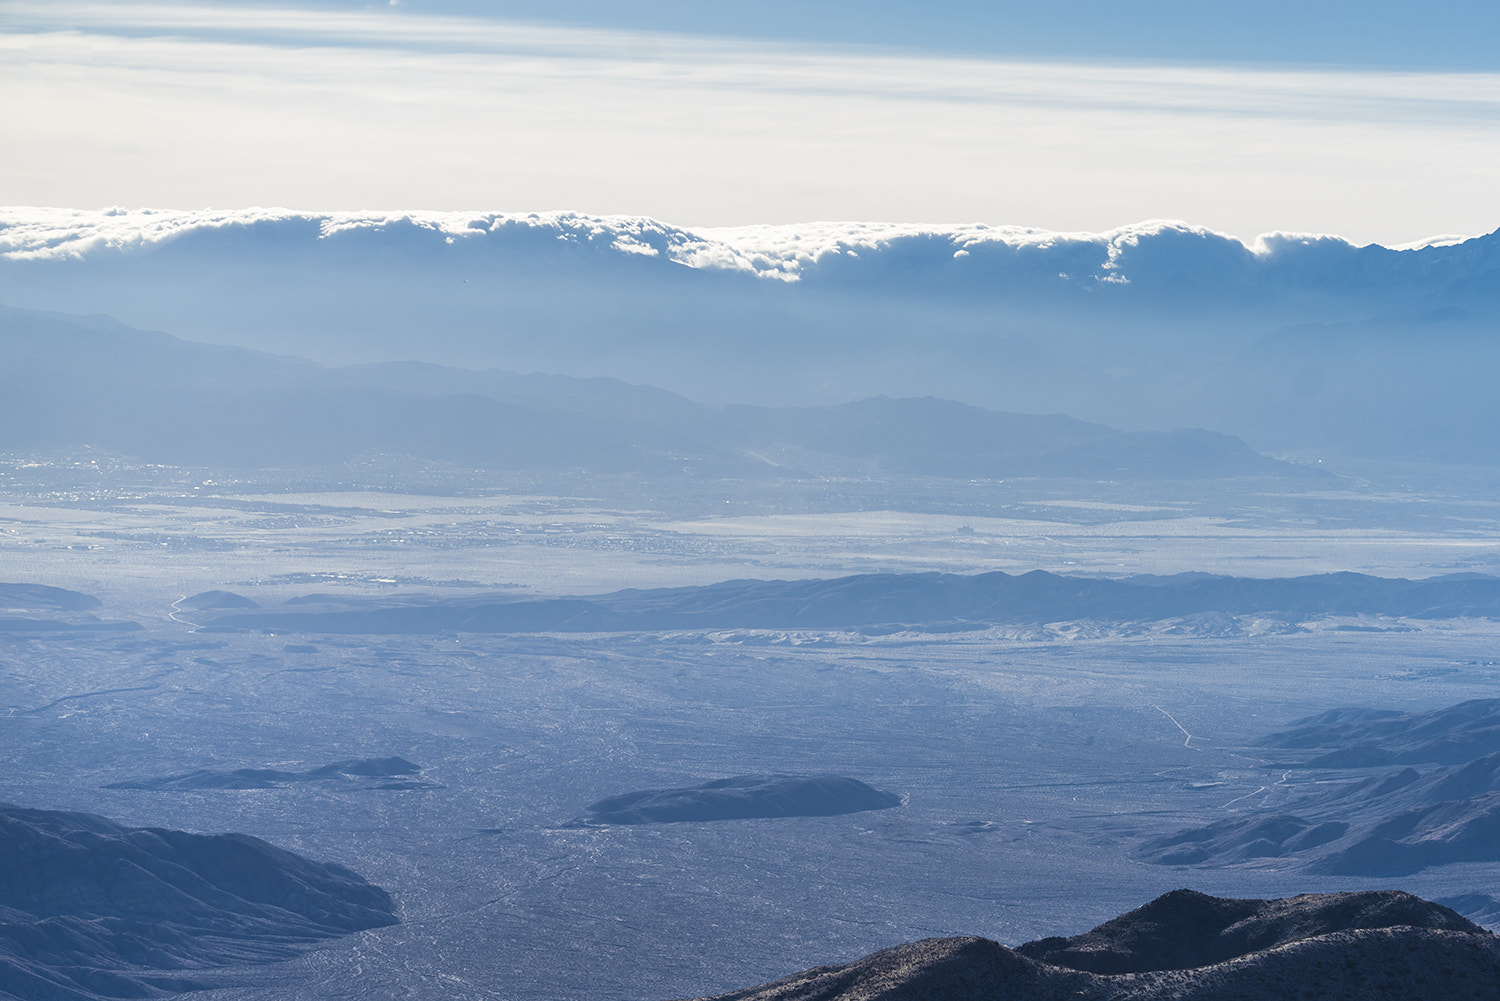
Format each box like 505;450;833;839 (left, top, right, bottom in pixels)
681;890;1500;1001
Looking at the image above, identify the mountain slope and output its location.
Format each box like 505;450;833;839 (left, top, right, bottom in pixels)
1255;698;1500;766
0;802;398;1001
680;890;1499;1001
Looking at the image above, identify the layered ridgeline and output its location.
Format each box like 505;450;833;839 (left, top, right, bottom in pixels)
3;210;1498;461
0;803;397;1001
1142;698;1500;877
0;303;1301;479
678;889;1500;1000
196;569;1500;635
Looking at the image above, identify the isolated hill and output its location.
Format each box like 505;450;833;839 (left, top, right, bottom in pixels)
0;582;138;633
0;303;1302;479
199;569;1500;635
0;802;397;1001
3;209;1498;460
179;590;258;610
1255;698;1500;766
0;583;101;612
581;775;901;825
682;889;1499;1000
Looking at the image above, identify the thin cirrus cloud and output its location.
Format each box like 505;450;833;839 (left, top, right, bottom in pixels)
2;2;1498;244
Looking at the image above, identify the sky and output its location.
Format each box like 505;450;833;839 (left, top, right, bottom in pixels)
3;1;1499;244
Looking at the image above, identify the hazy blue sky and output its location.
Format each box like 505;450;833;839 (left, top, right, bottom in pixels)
216;1;1500;71
4;1;1498;243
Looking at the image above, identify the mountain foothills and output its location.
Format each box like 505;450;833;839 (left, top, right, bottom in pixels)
1143;698;1500;877
0;803;397;1001
681;890;1500;1001
0;303;1301;479
2;210;1498;461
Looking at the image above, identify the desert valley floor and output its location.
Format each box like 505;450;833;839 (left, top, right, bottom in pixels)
4;460;1500;1000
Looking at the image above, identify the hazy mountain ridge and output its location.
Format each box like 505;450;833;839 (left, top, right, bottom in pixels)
0;304;1299;479
197;569;1500;635
2;211;1497;460
680;889;1499;1000
0;802;397;1001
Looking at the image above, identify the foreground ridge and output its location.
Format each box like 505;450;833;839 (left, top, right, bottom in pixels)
680;889;1500;1001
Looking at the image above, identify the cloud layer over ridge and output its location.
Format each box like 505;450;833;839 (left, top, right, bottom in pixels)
2;207;1498;464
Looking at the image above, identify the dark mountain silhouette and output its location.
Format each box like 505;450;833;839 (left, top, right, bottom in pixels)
681;889;1499;1000
1012;889;1479;974
582;775;901;825
1256;698;1500;766
0;303;1311;479
198;569;1500;635
0;802;397;1001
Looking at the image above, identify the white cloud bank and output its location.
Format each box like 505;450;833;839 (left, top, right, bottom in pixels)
0;206;1312;277
4;207;1492;293
3;2;1500;244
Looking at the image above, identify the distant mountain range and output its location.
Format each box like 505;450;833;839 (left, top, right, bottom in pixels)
0;304;1302;479
680;889;1498;1000
2;210;1497;461
196;569;1500;635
